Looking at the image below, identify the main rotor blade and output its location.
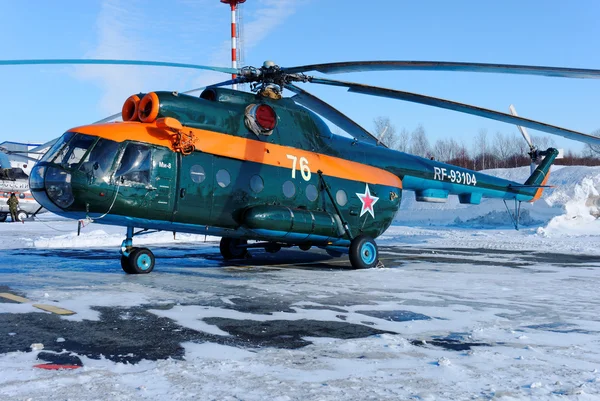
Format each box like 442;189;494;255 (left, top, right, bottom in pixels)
284;61;600;79
310;77;600;146
0;59;238;74
285;84;384;147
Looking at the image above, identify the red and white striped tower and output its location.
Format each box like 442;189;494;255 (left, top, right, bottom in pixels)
220;0;246;90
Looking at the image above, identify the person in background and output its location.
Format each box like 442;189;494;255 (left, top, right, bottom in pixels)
7;192;19;222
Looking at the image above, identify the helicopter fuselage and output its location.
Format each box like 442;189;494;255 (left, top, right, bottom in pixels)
29;88;555;270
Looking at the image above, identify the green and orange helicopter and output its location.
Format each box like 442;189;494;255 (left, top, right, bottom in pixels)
2;58;600;273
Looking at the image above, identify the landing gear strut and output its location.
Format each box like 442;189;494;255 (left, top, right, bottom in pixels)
120;227;155;274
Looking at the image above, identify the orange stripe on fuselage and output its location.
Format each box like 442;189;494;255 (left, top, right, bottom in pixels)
530;171;551;202
74;122;403;189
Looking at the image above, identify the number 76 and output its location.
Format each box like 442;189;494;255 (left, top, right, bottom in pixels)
286;154;311;181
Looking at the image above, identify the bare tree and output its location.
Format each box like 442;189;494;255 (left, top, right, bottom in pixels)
409;124;430;158
531;135;556;150
372;116;398;148
473;129;489;170
585;128;600;156
493;132;512;168
432;138;461;162
396;127;410;152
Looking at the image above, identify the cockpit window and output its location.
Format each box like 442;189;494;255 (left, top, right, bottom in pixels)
79;138;120;182
53;134;96;168
115;143;151;185
40;132;75;163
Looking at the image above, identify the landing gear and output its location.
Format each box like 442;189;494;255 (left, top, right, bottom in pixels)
349;235;379;269
219;237;248;260
265;243;281;253
120;227;155;274
0;213;6;222
17;210;28;222
299;243;312;251
121;247;155;274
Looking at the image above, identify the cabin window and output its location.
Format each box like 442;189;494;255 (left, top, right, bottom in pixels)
216;169;230;188
190;165;206;183
115;143;151;185
336;189;348;206
250;175;264;193
306;184;318;201
19;193;25;199
283;180;296;198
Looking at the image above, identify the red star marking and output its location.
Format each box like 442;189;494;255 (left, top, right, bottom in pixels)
356;184;379;218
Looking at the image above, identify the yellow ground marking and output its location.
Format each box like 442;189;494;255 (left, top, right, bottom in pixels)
32;304;76;316
0;292;29;303
0;292;76;315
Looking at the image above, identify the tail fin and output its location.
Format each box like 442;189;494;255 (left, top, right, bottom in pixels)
524;148;559;202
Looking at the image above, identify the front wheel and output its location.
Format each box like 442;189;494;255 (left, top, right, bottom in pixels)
123;247;155;274
349;235;379;269
0;213;6;222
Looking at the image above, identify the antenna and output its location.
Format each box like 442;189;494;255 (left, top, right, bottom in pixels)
220;0;246;90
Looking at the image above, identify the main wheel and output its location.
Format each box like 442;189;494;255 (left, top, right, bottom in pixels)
349;235;379;269
265;243;281;253
0;213;6;222
126;247;155;274
121;253;135;274
299;243;312;251
220;237;248;260
17;210;28;221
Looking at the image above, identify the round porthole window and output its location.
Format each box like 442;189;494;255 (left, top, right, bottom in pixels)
190;165;206;183
283;180;296;198
250;175;264;193
336;189;348;206
19;193;26;199
216;169;231;188
306;184;318;201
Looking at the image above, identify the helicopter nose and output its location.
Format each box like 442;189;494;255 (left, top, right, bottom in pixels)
29;164;74;212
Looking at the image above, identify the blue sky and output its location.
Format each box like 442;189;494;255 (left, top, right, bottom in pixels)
1;0;599;153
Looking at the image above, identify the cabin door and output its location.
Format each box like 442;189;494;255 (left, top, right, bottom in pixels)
173;152;214;225
150;147;178;220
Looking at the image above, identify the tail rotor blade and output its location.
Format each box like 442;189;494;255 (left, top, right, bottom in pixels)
509;104;535;150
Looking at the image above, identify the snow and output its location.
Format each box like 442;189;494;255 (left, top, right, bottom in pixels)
1;165;600;400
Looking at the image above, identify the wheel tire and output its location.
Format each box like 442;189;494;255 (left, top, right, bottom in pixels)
127;247;155;274
0;213;6;222
299;243;312;251
220;237;248;260
349;235;378;269
265;243;281;253
17;210;28;221
121;253;136;274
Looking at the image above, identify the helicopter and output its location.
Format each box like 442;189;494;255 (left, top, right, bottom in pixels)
2;58;600;273
0;141;54;221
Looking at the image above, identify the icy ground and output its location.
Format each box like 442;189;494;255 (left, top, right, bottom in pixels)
0;166;600;400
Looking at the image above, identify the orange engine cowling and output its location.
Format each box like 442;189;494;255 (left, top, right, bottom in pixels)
138;92;159;123
121;95;141;121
